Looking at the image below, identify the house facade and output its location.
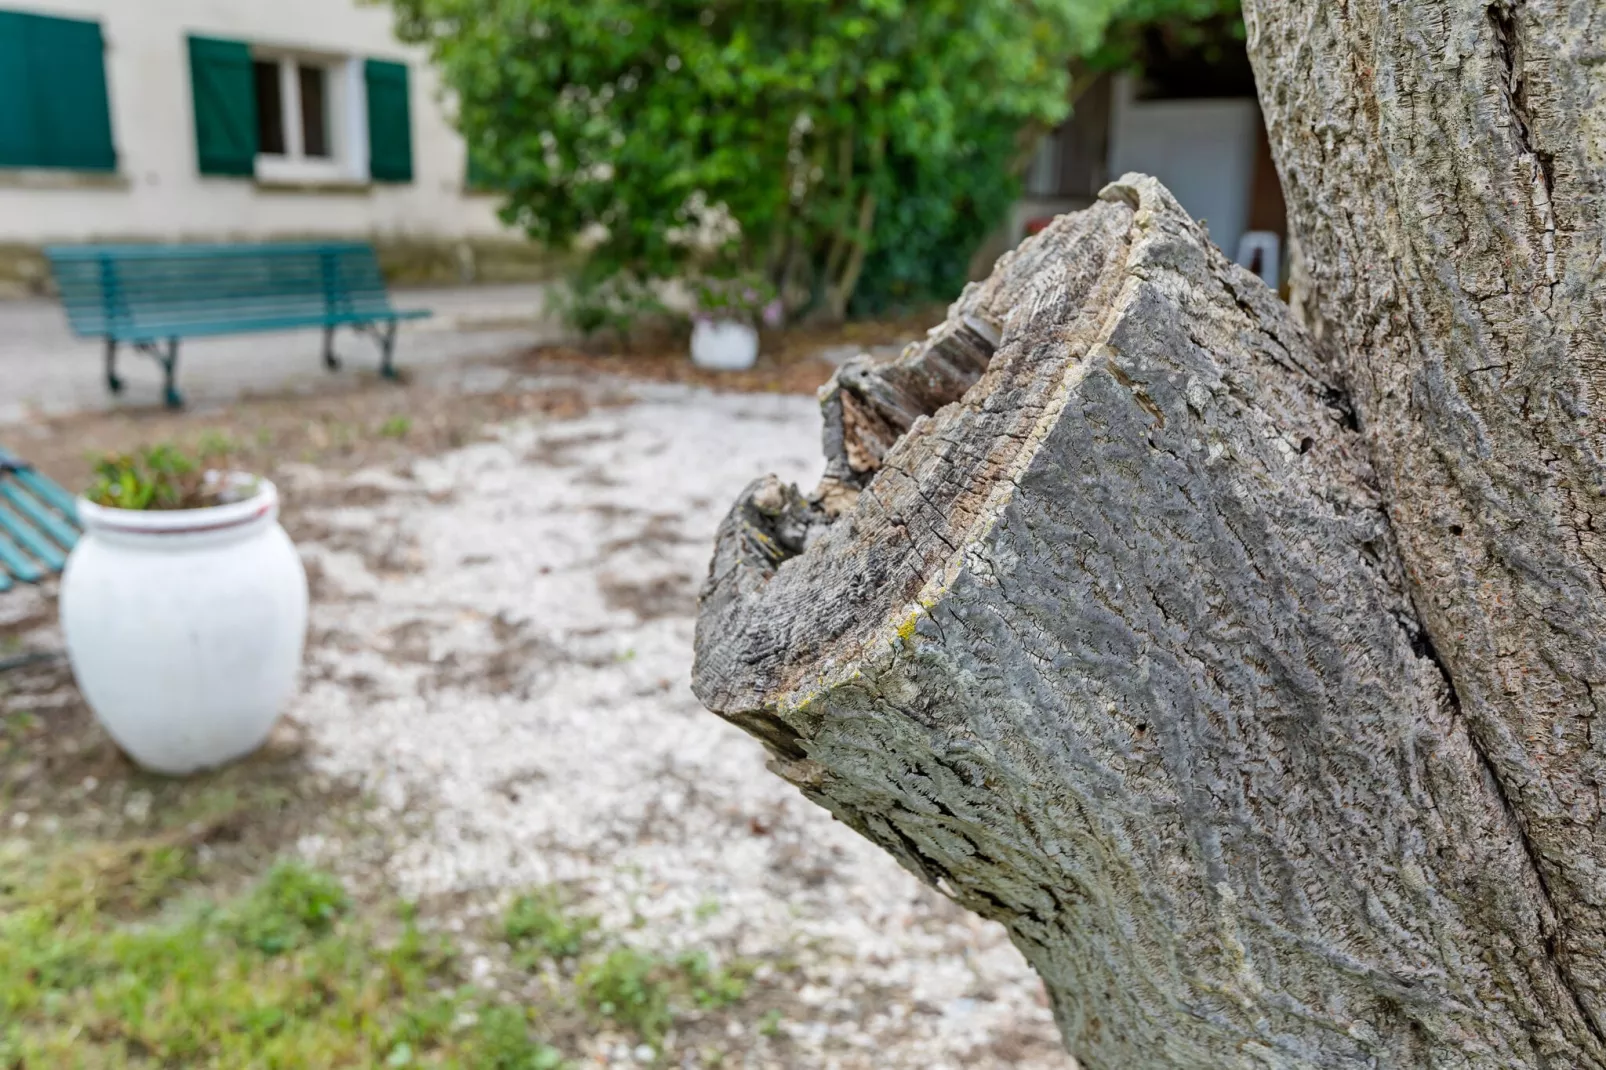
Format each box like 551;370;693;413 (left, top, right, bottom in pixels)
0;0;538;296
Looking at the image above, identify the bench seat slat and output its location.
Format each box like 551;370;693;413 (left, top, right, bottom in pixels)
0;484;79;552
0;450;79;523
0;527;45;584
14;467;79;520
0;504;66;571
101;307;430;342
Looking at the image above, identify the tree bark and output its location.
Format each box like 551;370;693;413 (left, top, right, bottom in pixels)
1245;0;1606;1048
692;5;1606;1064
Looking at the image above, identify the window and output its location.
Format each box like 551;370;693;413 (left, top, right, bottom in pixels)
0;10;116;172
187;36;413;185
252;61;284;154
251;53;344;181
299;65;330;158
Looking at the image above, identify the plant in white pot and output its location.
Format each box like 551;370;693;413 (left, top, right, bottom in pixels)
60;445;308;776
688;275;785;371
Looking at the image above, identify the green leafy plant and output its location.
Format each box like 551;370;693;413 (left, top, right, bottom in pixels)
679;951;750;1010
378;415;414;439
576;947;675;1045
503;888;599;964
390;0;1131;329
472;1006;567;1070
226;861;349;955
850;122;1025;317
854;0;1246;316
691;274;783;328
571;945;753;1046
84;443;252;511
1081;0;1244;77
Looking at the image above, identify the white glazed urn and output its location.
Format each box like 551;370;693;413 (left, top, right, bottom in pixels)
60;479;308;776
690;319;760;370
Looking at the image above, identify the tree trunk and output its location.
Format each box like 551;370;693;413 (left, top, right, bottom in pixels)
1245;0;1606;1050
692;4;1606;1064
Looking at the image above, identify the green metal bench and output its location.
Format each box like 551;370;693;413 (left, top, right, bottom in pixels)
45;242;433;408
0;447;80;594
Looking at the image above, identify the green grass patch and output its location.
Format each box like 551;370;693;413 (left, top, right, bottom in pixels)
378;415;413;439
0;861;567;1069
498;888;755;1050
573;944;751;1045
503;888;599;965
0;854;765;1068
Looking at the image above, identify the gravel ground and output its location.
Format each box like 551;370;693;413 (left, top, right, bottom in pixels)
278;373;1073;1069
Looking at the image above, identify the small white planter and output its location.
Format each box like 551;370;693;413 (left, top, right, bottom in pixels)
690;319;759;371
60;479;308;776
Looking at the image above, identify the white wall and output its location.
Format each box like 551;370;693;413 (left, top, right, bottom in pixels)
1107;75;1260;261
0;0;514;244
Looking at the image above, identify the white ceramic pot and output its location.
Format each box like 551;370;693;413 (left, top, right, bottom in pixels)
60;479;308;776
690;319;759;370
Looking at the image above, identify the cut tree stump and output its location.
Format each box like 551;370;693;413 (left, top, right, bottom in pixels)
693;177;1606;1068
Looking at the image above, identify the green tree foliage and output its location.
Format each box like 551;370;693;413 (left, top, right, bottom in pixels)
391;0;1120;326
393;0;1244;327
851;0;1245;317
1082;0;1243;75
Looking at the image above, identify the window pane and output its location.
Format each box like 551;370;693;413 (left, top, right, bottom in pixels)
298;64;329;158
253;60;284;155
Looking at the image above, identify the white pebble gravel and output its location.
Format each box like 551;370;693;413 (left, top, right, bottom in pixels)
286;379;1074;1069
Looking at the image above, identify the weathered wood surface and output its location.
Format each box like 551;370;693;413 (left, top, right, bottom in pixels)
1246;0;1606;1051
694;176;1605;1066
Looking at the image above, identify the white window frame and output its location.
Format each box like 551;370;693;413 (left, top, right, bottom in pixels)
251;50;368;184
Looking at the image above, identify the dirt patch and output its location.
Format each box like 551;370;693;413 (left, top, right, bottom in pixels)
599;513;693;558
12;373;613;498
599;571;698;622
377;612;615;699
0;657;363;903
523;428;624;469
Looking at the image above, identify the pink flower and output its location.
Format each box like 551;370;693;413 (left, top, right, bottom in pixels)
761;298;785;329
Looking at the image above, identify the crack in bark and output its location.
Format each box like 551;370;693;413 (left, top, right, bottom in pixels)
1489;2;1557;199
1394;524;1606;1049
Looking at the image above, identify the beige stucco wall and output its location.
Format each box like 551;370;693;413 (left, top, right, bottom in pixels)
0;0;515;245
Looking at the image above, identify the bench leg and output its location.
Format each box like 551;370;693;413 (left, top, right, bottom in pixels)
162;338;182;409
379;319;399;381
323;325;341;372
131;339;183;408
105;338;123;395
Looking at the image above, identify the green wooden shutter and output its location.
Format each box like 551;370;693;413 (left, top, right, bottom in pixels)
0;11;115;171
365;59;413;183
0;13;37;168
187;36;256;177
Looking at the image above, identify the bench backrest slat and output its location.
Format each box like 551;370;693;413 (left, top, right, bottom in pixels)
45;242;398;339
